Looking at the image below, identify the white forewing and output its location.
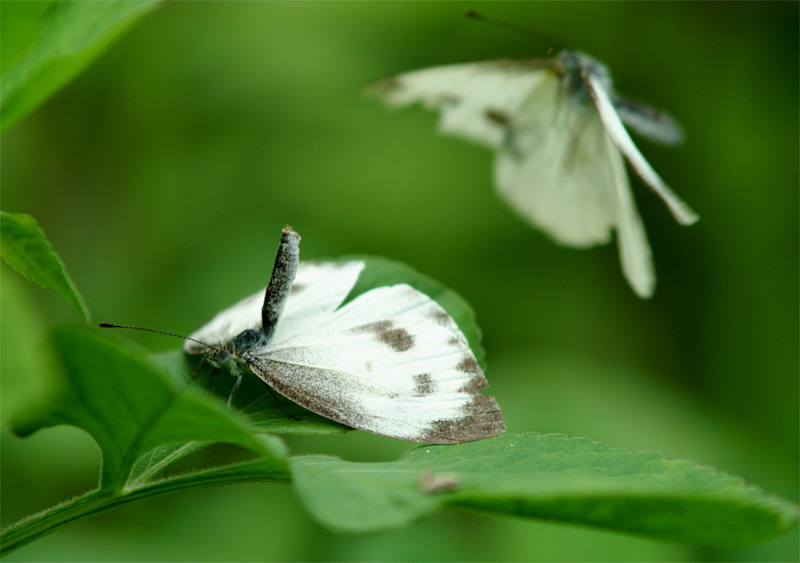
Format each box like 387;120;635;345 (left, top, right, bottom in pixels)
268;261;364;344
375;60;556;148
494;86;620;247
184;292;261;354
185;261;363;353
248;283;504;444
601;129;655;298
585;72;699;226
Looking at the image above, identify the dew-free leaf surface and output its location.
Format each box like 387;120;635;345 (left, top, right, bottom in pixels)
0;211;89;321
291;434;799;546
1;0;160;133
2;326;290;553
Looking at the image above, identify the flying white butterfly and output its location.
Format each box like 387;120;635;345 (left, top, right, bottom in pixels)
177;227;505;444
371;47;699;298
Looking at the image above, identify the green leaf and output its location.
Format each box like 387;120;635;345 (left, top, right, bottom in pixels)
2;326;290;553
1;0;159;133
290;433;799;546
341;255;485;367
1;211;89;321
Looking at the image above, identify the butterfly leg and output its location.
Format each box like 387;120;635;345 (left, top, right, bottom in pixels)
265;385;301;421
207;366;217;398
227;374;243;409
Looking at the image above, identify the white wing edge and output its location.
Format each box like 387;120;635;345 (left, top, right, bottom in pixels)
585;72;699;226
603;134;655;298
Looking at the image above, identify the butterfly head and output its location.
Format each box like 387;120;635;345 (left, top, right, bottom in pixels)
557;50;612;107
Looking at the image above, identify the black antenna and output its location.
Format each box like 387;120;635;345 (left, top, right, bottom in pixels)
464;9;563;55
99;323;222;352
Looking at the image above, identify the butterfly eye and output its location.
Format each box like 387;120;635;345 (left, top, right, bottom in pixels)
211;349;231;365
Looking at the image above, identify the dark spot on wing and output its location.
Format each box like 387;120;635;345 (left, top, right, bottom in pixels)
352;320;414;352
414;373;435;395
420;395;506;444
459;375;487;394
485;108;511;126
455;355;488;393
457;355;480;376
432;309;452;327
290;283;305;295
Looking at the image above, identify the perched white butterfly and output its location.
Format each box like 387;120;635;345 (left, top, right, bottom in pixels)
179;227;505;444
371;47;699;298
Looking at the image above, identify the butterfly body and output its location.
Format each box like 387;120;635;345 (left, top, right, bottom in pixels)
372;47;698;298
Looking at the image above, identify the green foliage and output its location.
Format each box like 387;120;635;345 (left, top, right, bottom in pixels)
0;0;159;133
0;211;89;321
1;264;796;553
3;326;289;553
291;435;798;545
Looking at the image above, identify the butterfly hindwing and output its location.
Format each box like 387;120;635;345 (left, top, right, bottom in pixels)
493;82;620;248
248;282;504;444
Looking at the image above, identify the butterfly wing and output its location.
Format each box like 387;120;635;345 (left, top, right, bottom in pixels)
496;89;655;296
612;96;684;146
372;59;557;149
493;83;623;248
601;126;656;298
184;261;364;353
585;72;699;226
247;283;505;444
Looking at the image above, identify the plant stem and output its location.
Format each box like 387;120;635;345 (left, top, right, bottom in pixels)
1;459;290;554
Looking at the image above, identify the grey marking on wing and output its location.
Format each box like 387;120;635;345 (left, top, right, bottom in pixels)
352;320;414;352
290;283;305;295
455;355;488;394
421;395;506;444
250;357;397;432
457;355;480;376
485;108;511;126
431;309;452;327
414;373;435;395
448;337;462;347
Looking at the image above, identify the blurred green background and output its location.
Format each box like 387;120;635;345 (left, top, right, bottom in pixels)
2;2;798;561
